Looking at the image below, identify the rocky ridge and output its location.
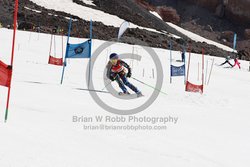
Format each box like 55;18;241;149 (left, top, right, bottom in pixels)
0;0;248;60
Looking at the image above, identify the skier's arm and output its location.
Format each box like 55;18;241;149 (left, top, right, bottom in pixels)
106;63;112;79
120;60;130;69
106;62;117;81
120;60;131;77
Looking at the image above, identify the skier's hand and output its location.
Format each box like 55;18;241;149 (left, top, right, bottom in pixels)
127;71;131;78
110;75;117;81
127;68;132;78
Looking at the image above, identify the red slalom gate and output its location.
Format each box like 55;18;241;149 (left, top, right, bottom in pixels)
48;56;63;66
48;34;64;66
4;0;19;122
0;61;12;87
185;48;205;94
185;81;203;93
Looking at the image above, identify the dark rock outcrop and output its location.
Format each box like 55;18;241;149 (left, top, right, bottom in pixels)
225;0;250;27
244;29;250;40
156;6;180;24
1;0;249;60
150;0;250;27
220;31;234;42
145;0;250;59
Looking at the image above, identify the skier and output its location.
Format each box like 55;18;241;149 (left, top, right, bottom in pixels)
106;53;142;97
220;56;233;67
233;57;241;69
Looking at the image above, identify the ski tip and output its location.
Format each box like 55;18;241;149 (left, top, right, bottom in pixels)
136;92;143;97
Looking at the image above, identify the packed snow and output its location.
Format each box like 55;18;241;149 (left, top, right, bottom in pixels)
24;6;42;13
150;11;162;20
81;0;95;6
0;28;250;167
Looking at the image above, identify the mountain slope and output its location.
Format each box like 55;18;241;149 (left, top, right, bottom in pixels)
0;0;238;58
142;0;250;60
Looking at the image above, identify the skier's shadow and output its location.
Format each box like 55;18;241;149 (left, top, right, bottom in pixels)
75;88;110;94
20;80;51;85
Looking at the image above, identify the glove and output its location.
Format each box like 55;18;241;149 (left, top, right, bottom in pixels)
110;74;117;81
127;69;132;78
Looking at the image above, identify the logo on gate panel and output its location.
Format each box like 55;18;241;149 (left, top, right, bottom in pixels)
74;46;84;54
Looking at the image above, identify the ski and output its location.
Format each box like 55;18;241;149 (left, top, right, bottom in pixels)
118;92;144;98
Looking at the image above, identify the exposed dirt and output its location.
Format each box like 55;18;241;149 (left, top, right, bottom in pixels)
143;0;250;60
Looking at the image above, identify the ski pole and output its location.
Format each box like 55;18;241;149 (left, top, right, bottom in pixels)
101;80;112;91
131;77;167;95
207;58;214;85
101;74;118;91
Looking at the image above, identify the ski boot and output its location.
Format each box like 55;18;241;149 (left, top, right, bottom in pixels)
118;91;130;96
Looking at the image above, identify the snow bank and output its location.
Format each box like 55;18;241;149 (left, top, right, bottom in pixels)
81;0;95;6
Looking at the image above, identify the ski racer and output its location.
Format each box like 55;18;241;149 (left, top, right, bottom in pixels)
106;53;142;97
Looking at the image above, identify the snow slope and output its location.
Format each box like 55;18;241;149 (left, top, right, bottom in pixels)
81;0;95;6
0;28;250;167
150;11;163;20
